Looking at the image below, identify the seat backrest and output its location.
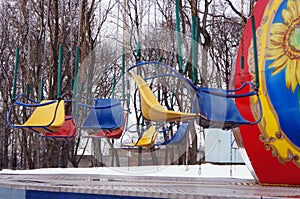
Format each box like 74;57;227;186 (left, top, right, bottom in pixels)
82;98;124;130
129;72;163;119
130;71;198;122
25;100;65;127
135;126;158;147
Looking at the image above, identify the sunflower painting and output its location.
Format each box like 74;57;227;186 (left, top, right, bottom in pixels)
267;0;300;93
263;0;300;150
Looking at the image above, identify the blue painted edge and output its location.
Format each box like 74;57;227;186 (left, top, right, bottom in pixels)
26;190;164;199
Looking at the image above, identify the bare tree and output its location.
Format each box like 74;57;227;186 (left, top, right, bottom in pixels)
0;0;248;169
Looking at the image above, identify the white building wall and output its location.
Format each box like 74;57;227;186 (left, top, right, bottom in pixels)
205;129;243;163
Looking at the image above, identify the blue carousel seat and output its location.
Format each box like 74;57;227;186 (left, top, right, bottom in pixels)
156;123;190;146
82;98;125;130
194;86;259;129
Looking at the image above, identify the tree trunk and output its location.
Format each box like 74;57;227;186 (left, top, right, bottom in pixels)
189;123;197;165
138;147;142;166
150;147;157;165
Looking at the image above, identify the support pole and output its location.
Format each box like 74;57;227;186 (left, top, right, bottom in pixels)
57;45;63;98
12;47;20;101
73;46;80;94
39;77;44;101
176;0;183;72
192;15;199;84
251;16;259;89
122;47;126;102
26;84;30;96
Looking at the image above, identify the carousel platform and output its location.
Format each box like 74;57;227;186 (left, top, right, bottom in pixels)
0;173;299;198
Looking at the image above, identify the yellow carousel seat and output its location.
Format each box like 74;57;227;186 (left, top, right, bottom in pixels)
125;126;158;148
15;100;65;133
129;72;198;122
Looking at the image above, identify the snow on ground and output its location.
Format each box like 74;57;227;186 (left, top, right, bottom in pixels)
0;164;253;179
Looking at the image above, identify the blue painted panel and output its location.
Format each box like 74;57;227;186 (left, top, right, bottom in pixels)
26;190;162;199
0;187;25;198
